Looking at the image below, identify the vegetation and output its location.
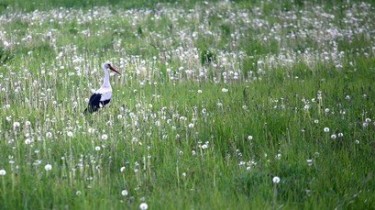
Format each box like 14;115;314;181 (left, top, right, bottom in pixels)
0;0;374;209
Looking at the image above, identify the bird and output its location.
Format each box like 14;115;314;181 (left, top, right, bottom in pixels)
84;62;121;114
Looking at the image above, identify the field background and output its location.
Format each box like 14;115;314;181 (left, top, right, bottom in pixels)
1;0;375;209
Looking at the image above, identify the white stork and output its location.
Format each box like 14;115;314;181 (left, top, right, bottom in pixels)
84;62;121;114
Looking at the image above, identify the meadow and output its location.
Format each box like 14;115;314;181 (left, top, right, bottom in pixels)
0;0;375;209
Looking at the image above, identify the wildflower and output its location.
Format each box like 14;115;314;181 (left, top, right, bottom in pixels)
337;133;343;138
197;89;202;94
13;122;21;129
139;202;148;210
76;191;82;196
120;167;126;173
44;164;52;171
331;134;337;140
46;132;53;138
275;153;281;160
101;134;108;140
221;88;228;93
121;190;128;196
188;123;194;129
307;159;313;166
247;135;253;141
323;127;330;133
272;176;280;184
67;131;74;137
95;146;101;151
0;169;6;176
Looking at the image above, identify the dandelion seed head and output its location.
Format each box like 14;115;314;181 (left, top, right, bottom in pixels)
121;190;128;196
139;202;148;210
307;159;313;166
221;88;228;93
67;131;74;137
13;122;21;129
272;176;280;184
44;164;52;171
0;169;6;176
46;132;53;138
101;134;108;140
323;127;330;133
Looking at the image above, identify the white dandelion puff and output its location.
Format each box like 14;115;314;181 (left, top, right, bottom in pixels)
101;134;108;140
272;176;280;184
0;169;6;176
121;190;129;196
139;202;148;210
44;164;52;171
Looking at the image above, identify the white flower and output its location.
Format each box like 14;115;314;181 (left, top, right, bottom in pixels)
188;123;194;129
101;134;108;140
139;202;148;210
331;134;337;140
46;132;53;138
197;89;202;94
323;127;330;133
121;190;128;196
307;159;313;166
0;169;6;176
221;88;228;93
338;133;343;138
95;146;101;151
272;176;280;184
120;167;126;173
247;135;253;141
13;122;21;129
44;164;52;171
67;131;74;137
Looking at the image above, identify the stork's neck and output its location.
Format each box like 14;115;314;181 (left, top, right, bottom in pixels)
101;68;111;88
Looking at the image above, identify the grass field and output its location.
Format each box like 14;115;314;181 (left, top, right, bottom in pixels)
1;0;375;209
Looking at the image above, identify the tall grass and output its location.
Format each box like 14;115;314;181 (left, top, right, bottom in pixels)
0;0;375;209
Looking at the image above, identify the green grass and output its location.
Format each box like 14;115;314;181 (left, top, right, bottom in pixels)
0;0;375;209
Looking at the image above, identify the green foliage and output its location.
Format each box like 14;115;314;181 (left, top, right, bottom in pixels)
0;0;375;209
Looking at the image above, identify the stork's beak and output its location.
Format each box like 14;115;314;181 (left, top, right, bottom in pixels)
109;64;121;75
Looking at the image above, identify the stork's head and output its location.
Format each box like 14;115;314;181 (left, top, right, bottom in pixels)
102;62;121;75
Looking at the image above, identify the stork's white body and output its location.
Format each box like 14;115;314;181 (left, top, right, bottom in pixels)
84;63;120;113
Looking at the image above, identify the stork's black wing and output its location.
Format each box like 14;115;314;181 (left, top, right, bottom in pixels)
84;93;102;114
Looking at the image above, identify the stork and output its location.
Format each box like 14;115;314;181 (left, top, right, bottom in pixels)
84;62;120;114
